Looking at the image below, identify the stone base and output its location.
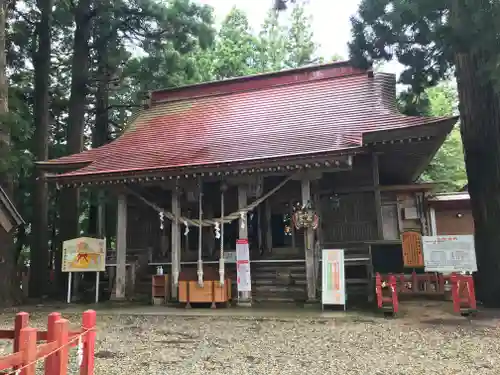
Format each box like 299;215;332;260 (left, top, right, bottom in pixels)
237;300;253;307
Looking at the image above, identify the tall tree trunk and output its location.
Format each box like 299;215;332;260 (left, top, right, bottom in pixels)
30;0;53;299
455;51;500;307
0;0;16;305
452;0;500;307
56;0;93;296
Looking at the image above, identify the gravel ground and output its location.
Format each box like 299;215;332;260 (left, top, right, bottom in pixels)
1;302;500;375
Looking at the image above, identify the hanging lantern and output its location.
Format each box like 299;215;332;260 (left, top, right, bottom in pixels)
292;200;319;230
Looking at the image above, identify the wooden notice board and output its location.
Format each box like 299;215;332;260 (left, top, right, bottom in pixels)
401;231;424;267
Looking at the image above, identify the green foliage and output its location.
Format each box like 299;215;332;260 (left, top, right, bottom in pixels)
211;7;259;79
349;0;500;93
285;4;316;68
420;83;466;192
257;10;287;72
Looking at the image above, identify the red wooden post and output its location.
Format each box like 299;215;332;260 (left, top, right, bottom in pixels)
450;273;459;313
467;275;477;310
80;310;96;375
375;273;383;308
45;312;61;375
14;312;29;352
19;327;37;375
54;319;69;375
438;274;445;294
14;312;29;372
411;271;418;293
389;274;399;313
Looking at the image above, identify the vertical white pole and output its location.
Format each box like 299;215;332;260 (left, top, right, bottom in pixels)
430;206;438;236
113;193;127;300
219;189;225;285
67;272;72;304
95;272;100;304
238;185;251;304
197;180;204;286
301;179;316;302
171;187;179;299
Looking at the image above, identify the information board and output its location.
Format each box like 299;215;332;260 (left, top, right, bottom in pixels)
422;235;477;273
62;237;106;272
236;239;251;292
322;249;346;308
223;251;237;263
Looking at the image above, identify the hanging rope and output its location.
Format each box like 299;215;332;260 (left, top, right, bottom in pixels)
126;173;296;227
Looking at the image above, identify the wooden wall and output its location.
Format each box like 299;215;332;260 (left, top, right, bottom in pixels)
320;192;377;243
435;209;474;235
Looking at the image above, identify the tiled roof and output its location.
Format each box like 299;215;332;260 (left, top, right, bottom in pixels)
42;62;454;180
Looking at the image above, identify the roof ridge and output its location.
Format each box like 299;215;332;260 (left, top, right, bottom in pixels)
152;70;370;106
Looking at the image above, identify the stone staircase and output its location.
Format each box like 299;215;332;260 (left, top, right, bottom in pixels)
251;261;307;303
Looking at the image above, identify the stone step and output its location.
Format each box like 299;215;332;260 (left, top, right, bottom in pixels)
251;265;306;272
251;272;306;280
253;284;306;293
253;278;307;286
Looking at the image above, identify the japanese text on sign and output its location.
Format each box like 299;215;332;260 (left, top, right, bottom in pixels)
422;235;477;273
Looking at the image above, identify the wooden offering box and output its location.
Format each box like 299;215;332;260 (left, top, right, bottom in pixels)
151;274;170;305
178;267;231;308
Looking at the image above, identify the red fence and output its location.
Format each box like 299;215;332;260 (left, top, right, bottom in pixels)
0;310;96;375
376;272;477;315
375;273;399;314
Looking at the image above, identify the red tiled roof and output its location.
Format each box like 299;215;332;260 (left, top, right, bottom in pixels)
42;62;454;180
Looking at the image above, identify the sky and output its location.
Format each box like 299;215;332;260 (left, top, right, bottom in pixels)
196;0;362;60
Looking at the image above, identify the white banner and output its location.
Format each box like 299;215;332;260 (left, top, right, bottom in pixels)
422;235;477;273
236;239;251;292
322;249;346;307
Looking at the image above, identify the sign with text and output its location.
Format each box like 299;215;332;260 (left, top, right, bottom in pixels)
62;237;106;272
236;239;252;292
223;251;237;263
402;231;424;267
322;249;346;307
422;235;477;273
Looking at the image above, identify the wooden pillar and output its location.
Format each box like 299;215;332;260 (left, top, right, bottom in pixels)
301;179;316;302
97;190;105;238
429;206;438;235
372;153;384;240
289;199;296;252
112;193;127;300
171;188;180;299
265;199;272;252
238;184;252;304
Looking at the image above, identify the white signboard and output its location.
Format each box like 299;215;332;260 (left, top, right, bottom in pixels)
236;239;252;292
422;235;477;273
322;249;346;308
223;251;236;263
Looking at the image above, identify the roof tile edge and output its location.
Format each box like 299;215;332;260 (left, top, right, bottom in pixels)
151;60;367;104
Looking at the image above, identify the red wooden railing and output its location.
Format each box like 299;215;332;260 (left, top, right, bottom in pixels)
375;273;399;314
376;272;477;316
0;310;96;375
451;273;477;313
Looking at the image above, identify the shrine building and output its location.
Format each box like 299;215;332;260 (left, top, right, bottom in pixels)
39;61;458;304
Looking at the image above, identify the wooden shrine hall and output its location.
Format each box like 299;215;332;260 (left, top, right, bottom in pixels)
38;61;457;305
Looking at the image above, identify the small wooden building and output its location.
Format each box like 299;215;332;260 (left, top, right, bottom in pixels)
428;192;473;235
39;61;457;303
